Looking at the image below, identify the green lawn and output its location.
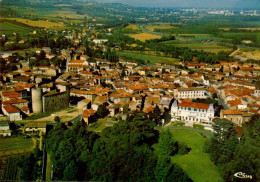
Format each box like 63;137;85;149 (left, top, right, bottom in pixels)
88;117;118;133
117;51;179;64
193;124;205;130
0;137;34;155
171;121;185;126
170;129;223;182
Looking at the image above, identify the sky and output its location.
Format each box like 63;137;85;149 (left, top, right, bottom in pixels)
91;0;260;9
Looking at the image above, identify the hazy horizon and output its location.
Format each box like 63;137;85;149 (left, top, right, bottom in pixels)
89;0;260;9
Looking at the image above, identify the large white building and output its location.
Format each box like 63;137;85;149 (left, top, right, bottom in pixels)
171;100;214;125
175;87;209;99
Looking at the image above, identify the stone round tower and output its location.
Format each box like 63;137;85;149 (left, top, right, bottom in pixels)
32;88;43;113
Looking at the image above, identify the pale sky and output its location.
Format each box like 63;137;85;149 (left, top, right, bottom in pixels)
91;0;260;8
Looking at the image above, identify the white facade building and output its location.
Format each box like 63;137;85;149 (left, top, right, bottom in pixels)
176;87;209;99
171;100;214;125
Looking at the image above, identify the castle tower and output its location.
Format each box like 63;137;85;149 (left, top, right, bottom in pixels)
171;100;178;117
32;88;43;113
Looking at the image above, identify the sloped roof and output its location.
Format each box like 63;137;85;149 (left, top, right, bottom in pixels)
3;104;20;113
179;102;210;110
82;109;96;118
222;109;242;115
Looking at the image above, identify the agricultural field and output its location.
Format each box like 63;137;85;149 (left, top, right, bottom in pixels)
2;18;65;28
161;34;233;53
128;32;162;42
0;137;34;157
125;24;139;30
0;21;34;36
237;27;260;31
173;43;232;53
46;10;88;20
146;24;178;31
170;129;223;182
117;50;179;64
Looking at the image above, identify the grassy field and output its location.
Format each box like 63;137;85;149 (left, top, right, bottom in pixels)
170;129;223;182
0;21;33;36
117;50;179;64
162;41;232;53
128;32;162;42
2;18;64;28
146;24;178;31
46;10;87;20
0;137;34;156
12;48;38;54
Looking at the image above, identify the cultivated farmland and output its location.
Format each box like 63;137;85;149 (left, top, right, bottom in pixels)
146;24;178;31
128;32;162;42
2;18;64;28
125;24;139;30
117;50;179;64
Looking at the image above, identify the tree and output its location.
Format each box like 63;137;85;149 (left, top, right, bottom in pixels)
149;105;162;125
63;160;78;181
157;129;178;156
97;104;109;118
54;116;60;123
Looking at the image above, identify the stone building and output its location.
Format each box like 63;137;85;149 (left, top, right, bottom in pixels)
42;89;69;113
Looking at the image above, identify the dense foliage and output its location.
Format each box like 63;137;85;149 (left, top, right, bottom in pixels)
207;115;260;181
46;113;192;181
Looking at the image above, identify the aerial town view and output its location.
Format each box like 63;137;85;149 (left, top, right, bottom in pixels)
0;0;259;181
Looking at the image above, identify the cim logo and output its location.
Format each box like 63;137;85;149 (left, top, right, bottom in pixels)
234;172;253;179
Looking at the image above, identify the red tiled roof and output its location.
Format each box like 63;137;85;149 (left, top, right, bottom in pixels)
2;92;21;98
21;106;30;111
82;109;96;118
3;104;20;113
70;60;85;63
179;102;210;110
130;85;148;91
209;87;217;93
222;109;242;115
227;99;242;107
2;99;28;105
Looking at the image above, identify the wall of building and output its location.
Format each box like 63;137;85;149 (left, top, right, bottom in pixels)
171;102;214;125
42;91;69;113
